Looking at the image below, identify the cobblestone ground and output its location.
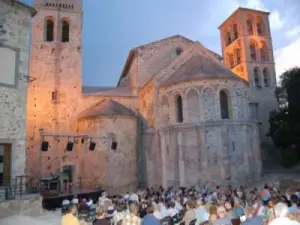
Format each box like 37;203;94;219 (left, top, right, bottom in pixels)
0;171;300;225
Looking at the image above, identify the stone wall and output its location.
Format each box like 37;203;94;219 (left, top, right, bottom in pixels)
26;2;139;187
0;195;43;219
77;116;138;194
158;79;250;126
0;0;34;180
219;8;278;145
158;122;261;188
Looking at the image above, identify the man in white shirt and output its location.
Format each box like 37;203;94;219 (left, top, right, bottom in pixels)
269;202;300;225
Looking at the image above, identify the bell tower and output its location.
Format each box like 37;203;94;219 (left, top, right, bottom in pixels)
219;8;278;145
27;0;83;177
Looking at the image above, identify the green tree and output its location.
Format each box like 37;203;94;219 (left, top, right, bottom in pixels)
268;67;300;167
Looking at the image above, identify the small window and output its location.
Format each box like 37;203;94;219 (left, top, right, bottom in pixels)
256;16;265;36
247;20;254;35
226;31;232;45
45;18;54;42
249;42;257;60
234;48;241;65
259;42;268;62
254;67;261;87
233;24;238;40
263;68;270;87
176;48;182;56
52;91;58;101
228;54;234;68
220;90;230;119
249;103;259;120
176;95;183;123
61;19;70;42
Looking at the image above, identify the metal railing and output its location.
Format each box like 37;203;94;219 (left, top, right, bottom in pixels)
0;175;39;200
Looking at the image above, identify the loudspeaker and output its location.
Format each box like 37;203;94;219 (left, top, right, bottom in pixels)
89;141;96;151
111;141;117;150
81;138;85;144
66;141;73;151
41;141;49;151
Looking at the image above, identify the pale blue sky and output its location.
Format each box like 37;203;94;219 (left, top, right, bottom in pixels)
21;0;300;86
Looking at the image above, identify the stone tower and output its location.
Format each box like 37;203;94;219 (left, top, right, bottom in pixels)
219;8;277;146
27;0;83;178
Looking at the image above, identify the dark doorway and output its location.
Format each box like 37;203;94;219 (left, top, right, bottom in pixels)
0;144;12;186
62;165;74;182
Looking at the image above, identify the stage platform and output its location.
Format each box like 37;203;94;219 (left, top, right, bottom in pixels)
42;189;104;210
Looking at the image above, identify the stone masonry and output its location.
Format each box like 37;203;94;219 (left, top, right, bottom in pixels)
26;5;277;192
0;0;35;182
219;8;278;147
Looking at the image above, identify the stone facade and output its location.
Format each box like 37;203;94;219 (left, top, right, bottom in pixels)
0;0;35;184
155;79;262;187
219;8;278;147
26;5;275;192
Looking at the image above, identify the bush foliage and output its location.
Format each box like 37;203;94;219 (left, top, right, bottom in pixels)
268;67;300;167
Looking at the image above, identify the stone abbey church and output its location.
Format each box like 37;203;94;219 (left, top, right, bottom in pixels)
25;0;277;193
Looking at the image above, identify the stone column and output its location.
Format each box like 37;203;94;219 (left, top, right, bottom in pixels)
197;127;207;182
159;131;167;188
241;125;251;184
177;130;185;187
254;124;263;180
182;96;188;122
220;125;231;181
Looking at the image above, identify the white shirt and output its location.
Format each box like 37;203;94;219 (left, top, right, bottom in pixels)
269;217;300;225
159;203;168;218
62;199;70;205
72;198;78;204
175;202;182;213
153;210;162;220
87;200;93;207
167;208;177;217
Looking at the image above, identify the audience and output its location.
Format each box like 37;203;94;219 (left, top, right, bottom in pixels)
60;182;300;225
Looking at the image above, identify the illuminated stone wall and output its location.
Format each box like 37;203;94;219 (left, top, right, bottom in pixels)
0;0;34;180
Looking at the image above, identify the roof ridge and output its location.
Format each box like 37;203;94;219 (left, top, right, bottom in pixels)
134;34;194;50
78;99;135;120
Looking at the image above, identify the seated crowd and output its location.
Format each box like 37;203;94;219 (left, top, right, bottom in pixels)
62;184;300;225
